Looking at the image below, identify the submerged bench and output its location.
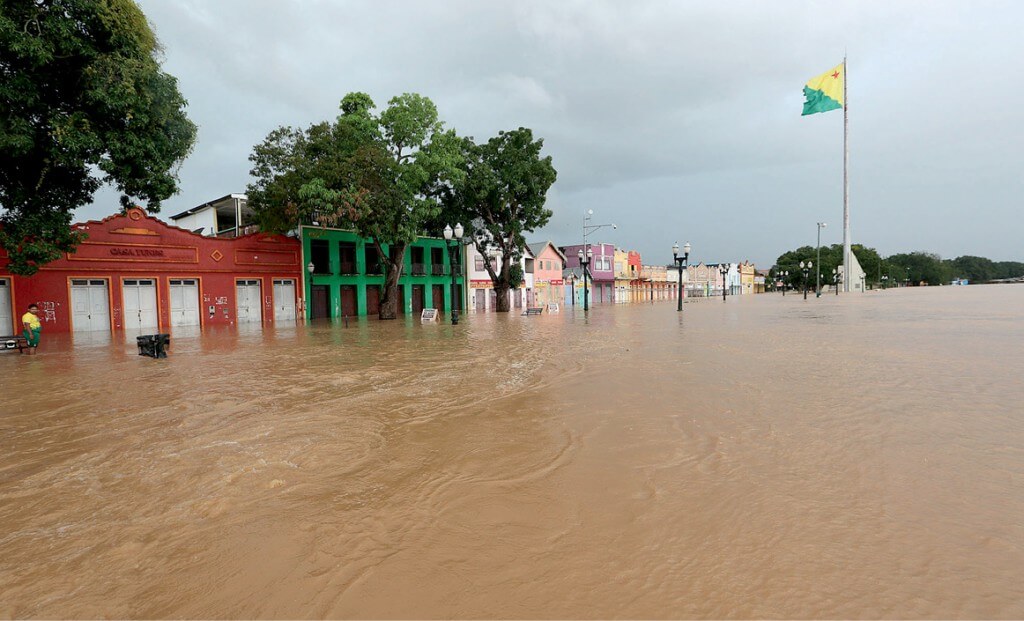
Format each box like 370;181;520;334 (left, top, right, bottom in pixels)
1;335;28;353
523;307;544;316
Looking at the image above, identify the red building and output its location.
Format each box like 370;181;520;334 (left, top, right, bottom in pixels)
0;207;302;336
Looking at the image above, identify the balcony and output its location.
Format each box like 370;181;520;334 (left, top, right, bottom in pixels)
339;261;358;275
411;263;426;276
432;264;447;276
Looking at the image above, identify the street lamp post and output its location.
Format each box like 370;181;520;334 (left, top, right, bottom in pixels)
672;242;690;312
881;274;889;289
800;260;812;300
578;248;593;312
719;263;729;302
442;223;466;325
816;222;827;297
780;270;789;296
832;268;840;296
306;261;315;319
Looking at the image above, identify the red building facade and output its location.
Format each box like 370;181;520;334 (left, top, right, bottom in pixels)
0;208;301;335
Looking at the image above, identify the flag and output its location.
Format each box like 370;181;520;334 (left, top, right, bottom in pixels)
802;63;844;116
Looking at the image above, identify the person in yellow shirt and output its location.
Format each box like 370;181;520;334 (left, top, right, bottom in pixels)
22;303;41;354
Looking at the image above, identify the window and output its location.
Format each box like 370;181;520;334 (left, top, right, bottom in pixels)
310;239;330;274
475;256;485;271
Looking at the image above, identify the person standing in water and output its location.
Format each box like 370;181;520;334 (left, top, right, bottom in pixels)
22;303;41;354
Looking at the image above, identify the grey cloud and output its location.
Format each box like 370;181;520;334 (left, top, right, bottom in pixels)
76;0;1024;266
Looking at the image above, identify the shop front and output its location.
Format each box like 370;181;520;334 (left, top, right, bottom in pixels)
0;208;302;336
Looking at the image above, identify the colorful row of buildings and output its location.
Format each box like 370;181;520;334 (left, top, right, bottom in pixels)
0;194;765;336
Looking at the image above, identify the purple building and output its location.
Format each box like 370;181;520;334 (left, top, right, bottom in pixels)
560;242;616;304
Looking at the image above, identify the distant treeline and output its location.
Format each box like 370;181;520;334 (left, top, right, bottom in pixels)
774;245;1024;287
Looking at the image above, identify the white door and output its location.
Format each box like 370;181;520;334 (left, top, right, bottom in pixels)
70;279;111;332
169;279;200;327
273;279;296;321
0;278;12;334
122;279;158;331
236;279;262;324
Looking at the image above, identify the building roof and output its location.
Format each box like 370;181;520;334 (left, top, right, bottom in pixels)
527;241;567;263
169;193;247;220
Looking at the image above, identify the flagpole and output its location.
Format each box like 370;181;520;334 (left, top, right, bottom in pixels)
842;56;851;292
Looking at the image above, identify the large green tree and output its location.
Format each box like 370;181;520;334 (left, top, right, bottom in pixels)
774;243;888;290
887;252;953;286
440;128;556;312
248;92;462;319
0;0;196;274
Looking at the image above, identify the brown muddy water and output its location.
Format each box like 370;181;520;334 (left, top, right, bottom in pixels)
1;286;1023;619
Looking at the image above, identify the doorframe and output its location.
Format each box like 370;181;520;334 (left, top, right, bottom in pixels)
165;275;205;330
65;275;115;333
119;275;162;332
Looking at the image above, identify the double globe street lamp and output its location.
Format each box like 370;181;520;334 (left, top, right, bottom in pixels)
672;242;691;312
800;260;813;300
577;247;593;312
442;223;467;325
719;263;729;302
832;267;840;296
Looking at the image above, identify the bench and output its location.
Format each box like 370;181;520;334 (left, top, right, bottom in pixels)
523;307;544;316
1;335;28;353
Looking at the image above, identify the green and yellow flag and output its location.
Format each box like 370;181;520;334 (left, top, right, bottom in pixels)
802;63;844;115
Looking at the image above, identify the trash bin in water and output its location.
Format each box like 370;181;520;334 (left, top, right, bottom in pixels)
137;334;170;359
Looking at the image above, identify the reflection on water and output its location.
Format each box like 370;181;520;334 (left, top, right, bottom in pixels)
2;286;1023;618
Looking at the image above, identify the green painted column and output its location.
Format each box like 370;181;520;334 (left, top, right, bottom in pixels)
328;239;339;275
356;239;368;315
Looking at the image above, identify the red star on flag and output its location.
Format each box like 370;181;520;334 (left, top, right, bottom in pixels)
832;70;840;79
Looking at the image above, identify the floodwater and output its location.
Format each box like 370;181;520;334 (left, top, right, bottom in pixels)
1;286;1023;619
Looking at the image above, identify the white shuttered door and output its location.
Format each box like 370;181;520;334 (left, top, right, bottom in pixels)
70;279;110;332
273;279;296;321
0;278;12;333
236;279;262;324
169;279;200;327
122;279;158;331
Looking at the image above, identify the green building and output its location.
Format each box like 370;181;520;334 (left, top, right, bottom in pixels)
301;227;464;319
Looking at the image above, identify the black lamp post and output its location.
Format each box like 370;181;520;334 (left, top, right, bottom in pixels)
816;221;826;297
881;274;889;289
780;270;789;296
442;223;465;325
578;247;593;312
672;241;690;312
800;260;812;300
832;268;840;296
719;263;729;302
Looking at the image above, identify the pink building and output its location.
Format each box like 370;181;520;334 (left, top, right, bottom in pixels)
527;241;567;306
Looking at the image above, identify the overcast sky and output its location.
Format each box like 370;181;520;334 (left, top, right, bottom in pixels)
81;0;1024;266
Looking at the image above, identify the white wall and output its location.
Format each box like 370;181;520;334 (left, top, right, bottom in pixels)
171;209;217;236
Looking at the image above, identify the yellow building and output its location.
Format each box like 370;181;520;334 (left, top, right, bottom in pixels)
614;248;631;303
738;261;756;295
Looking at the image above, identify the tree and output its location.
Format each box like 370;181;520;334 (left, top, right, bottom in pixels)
886;252;953;286
247;92;462;319
441;128;556;312
0;0;196;274
774;243;888;290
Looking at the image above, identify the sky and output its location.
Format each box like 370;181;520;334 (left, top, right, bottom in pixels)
80;0;1024;267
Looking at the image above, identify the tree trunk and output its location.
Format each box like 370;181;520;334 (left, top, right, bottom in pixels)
493;282;512;312
378;243;407;320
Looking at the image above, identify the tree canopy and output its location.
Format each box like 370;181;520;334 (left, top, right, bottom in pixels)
773;244;1024;288
0;0;197;274
440;128;556;312
248;92;463;319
